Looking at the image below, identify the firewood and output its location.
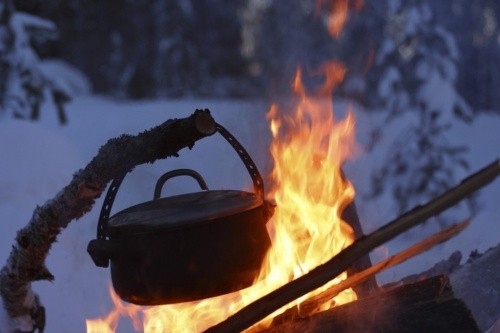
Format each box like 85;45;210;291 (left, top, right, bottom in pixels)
260;275;480;333
263;244;500;332
204;160;499;333
258;218;469;326
0;110;216;332
342;200;378;297
297;218;470;317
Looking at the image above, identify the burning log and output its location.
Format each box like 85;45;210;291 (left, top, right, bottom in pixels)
261;243;500;333
259;275;481;333
204;160;500;333
0;110;216;332
260;218;470;326
297;218;471;317
341;200;378;297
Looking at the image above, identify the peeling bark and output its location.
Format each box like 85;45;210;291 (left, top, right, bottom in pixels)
0;109;216;332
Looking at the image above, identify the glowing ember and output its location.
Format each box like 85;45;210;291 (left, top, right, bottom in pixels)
87;1;360;331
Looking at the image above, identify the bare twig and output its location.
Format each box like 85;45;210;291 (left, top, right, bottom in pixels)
0;110;216;332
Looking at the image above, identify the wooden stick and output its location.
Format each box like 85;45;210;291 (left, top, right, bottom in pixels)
0;110;216;332
204;160;500;333
298;219;470;316
342;200;379;296
261;275;481;333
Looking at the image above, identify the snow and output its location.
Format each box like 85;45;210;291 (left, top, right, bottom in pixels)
38;60;93;96
12;12;57;33
0;96;498;332
349;107;500;284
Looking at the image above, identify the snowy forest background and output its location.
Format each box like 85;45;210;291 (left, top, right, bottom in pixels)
0;0;499;331
5;0;500;106
2;0;500;216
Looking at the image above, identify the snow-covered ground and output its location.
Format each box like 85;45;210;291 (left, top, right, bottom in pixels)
0;96;498;332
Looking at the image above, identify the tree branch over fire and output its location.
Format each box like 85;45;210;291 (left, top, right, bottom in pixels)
0;110;216;332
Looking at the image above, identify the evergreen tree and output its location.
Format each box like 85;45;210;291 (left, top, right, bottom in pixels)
28;0;249;99
366;0;476;221
0;0;70;123
429;0;500;112
335;0;387;102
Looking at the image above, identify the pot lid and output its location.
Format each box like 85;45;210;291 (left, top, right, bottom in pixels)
106;190;263;235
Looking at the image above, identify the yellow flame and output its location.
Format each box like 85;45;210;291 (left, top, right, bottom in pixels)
261;63;358;310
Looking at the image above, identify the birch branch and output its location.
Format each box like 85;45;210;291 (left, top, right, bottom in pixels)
0;109;216;332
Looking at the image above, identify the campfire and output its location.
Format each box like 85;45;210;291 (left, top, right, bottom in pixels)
87;45;358;333
84;2;498;332
0;2;497;330
0;1;497;330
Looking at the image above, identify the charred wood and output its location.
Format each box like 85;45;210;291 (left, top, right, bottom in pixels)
264;244;499;333
342;200;378;297
296;219;470;317
260;275;480;333
382;243;500;331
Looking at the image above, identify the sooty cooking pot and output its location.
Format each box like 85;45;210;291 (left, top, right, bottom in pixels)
87;124;274;305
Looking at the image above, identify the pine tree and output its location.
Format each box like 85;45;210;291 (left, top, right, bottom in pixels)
366;0;476;221
0;0;70;124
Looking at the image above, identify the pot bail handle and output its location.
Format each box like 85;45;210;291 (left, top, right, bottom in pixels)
96;174;126;240
216;123;265;201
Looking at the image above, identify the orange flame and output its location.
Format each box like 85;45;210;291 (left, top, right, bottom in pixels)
87;2;361;332
316;0;363;38
262;61;358;310
86;286;142;333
